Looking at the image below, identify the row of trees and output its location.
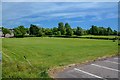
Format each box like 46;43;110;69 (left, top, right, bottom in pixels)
1;22;119;37
89;25;117;35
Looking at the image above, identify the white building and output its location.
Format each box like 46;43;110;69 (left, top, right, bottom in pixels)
0;29;14;38
5;29;14;38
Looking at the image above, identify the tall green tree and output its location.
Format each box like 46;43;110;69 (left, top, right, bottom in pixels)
76;27;83;36
65;23;73;36
2;27;11;37
29;24;39;35
58;22;66;35
90;25;99;35
107;27;113;35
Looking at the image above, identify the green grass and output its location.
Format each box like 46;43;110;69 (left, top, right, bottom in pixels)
81;35;117;37
2;37;118;78
0;38;2;79
81;35;117;38
0;62;1;79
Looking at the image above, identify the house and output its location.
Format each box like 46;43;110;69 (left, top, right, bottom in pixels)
5;29;14;38
0;29;14;38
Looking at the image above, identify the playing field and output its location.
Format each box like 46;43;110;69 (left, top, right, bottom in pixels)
2;37;118;78
0;38;2;79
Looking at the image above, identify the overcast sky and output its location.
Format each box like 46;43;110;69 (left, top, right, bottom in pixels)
2;2;118;30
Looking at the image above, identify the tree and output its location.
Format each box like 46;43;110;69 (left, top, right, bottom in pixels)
37;29;44;37
13;25;26;37
107;27;113;35
57;31;61;36
76;27;83;36
118;32;120;36
113;30;117;35
89;25;99;35
98;27;106;35
102;27;108;35
2;27;11;37
86;29;90;35
29;24;39;35
52;27;58;35
82;29;88;35
25;28;29;34
67;29;73;36
45;28;53;35
72;28;77;35
58;22;66;35
65;23;73;36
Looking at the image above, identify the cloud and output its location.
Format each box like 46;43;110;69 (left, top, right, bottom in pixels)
3;2;117;20
65;20;84;23
2;2;118;28
2;0;119;2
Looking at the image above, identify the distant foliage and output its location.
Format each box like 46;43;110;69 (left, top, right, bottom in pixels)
89;25;115;36
2;22;119;38
58;22;66;35
2;27;11;37
13;25;26;37
76;27;83;36
65;23;73;36
30;24;39;35
57;31;61;36
89;25;99;35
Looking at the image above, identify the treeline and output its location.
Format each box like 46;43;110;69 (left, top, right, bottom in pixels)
2;22;119;37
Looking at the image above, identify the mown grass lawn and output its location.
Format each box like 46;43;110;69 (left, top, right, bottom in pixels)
0;38;2;79
81;35;117;38
2;37;118;78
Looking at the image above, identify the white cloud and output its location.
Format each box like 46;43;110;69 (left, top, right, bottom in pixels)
65;20;84;23
2;2;118;28
2;0;119;2
2;2;117;20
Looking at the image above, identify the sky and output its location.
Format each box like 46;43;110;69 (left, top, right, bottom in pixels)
2;2;118;30
2;0;119;2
